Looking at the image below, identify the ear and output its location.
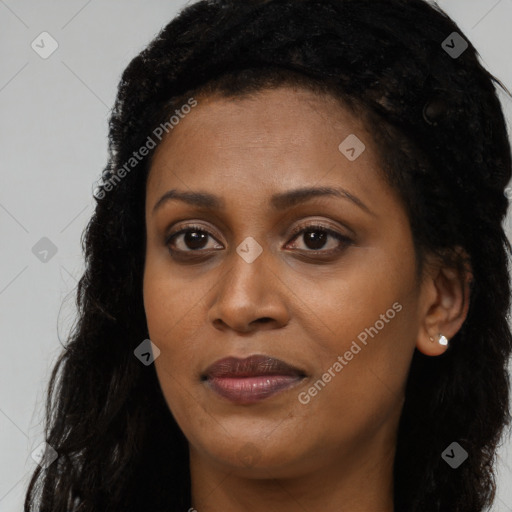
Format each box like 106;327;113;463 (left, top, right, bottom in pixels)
416;247;473;356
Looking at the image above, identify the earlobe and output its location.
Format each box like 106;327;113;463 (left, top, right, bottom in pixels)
415;248;472;357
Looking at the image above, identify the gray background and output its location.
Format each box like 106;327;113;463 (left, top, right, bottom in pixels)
1;0;512;510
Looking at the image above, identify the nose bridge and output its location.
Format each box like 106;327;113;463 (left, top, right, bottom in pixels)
219;236;269;308
208;235;287;330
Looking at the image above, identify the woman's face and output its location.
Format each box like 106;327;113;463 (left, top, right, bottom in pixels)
143;86;431;479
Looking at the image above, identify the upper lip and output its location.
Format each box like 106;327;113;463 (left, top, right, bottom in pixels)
202;355;307;379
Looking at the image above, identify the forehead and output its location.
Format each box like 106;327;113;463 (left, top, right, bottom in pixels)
146;86;389;209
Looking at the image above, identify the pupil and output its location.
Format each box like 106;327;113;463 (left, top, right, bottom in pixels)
185;231;207;250
304;230;327;250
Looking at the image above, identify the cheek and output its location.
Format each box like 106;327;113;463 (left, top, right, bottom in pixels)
143;267;204;425
294;248;414;354
143;274;174;343
142;262;213;410
143;259;204;345
294;245;418;423
297;305;415;453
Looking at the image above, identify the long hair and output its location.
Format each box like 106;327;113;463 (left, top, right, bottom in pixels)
24;1;512;510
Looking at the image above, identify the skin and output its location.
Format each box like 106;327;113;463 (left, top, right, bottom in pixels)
143;86;472;512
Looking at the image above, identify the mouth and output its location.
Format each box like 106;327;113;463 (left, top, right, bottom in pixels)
201;354;307;404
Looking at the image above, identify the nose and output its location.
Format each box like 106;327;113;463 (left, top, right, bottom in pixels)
207;248;290;333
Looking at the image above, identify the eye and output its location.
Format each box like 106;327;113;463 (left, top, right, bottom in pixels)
166;224;223;254
285;223;352;255
165;222;352;258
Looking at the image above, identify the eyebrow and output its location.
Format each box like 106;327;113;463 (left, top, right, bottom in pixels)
151;186;376;217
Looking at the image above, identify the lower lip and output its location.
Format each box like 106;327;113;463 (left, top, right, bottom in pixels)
205;375;304;404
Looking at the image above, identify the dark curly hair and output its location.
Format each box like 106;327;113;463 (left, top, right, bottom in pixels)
24;0;512;511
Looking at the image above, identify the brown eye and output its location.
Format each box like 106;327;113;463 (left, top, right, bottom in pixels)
165;222;352;259
286;224;352;254
299;229;329;250
166;225;222;253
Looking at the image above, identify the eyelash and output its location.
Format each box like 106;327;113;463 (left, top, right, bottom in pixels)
165;222;353;258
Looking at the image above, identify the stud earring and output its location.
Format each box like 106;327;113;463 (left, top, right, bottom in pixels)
429;333;449;346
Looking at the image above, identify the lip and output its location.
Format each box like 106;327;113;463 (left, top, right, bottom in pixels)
202;355;307;404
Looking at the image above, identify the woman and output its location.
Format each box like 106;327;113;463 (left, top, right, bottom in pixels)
24;0;512;511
